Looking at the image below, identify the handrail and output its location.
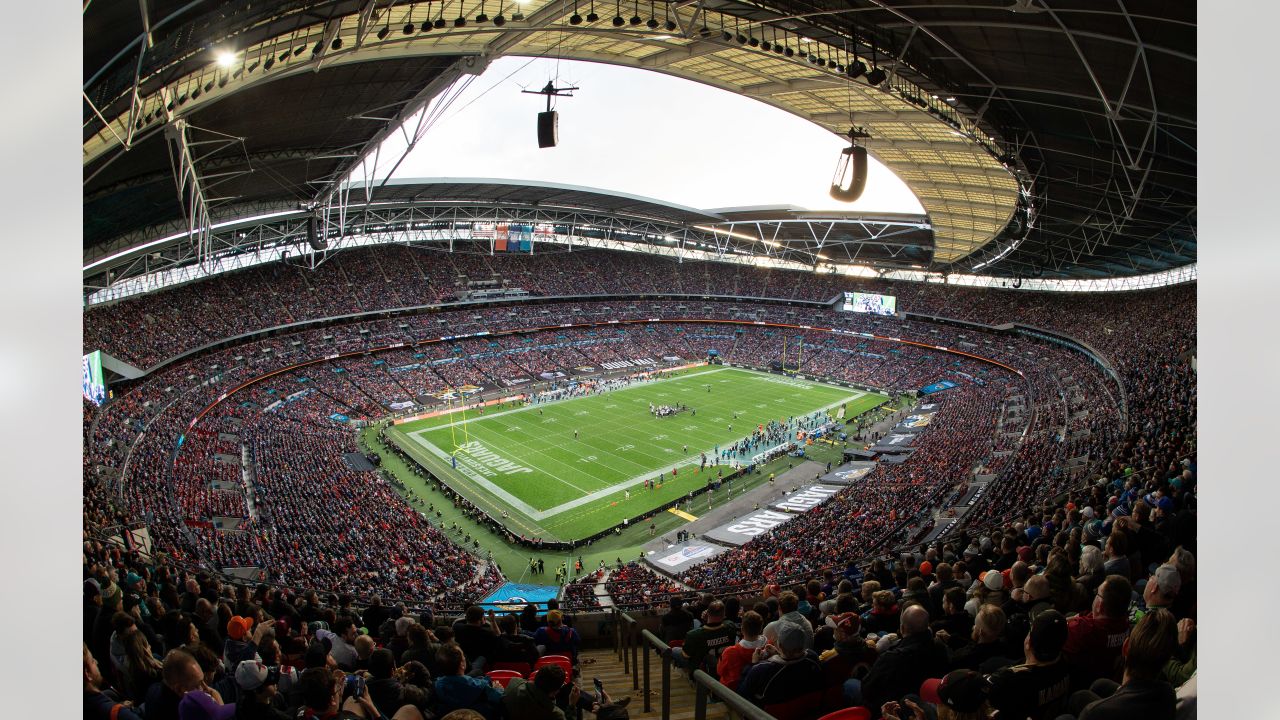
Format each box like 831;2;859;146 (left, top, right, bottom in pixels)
691;669;778;720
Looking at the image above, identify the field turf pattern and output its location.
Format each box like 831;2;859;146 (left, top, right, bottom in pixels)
386;366;887;541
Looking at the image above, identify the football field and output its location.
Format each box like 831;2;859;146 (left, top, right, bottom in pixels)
386;366;887;540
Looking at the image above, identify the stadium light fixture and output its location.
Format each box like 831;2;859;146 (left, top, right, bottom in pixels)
216;51;236;68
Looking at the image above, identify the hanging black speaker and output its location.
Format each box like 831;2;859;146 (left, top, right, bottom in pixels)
830;145;868;202
306;215;327;250
537;110;559;148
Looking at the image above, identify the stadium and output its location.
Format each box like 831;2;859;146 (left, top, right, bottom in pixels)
76;2;1202;720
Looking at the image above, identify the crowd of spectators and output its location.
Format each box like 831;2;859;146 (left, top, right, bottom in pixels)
650;471;1196;718
83;534;631;720
82;248;1192;626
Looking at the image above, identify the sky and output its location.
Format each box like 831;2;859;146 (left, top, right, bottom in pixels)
357;56;924;214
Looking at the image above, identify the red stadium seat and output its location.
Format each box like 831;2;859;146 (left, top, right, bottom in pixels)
668;639;684;648
534;654;574;680
491;661;533;675
485;670;523;688
817;708;871;720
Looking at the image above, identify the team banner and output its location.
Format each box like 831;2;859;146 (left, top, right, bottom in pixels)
539;371;566;380
819;461;878;486
570;366;598;376
646;541;729;574
919;380;958;395
704;509;795;546
878;451;916;464
894;411;937;433
479;582;560;611
771;485;842;513
430;385;485;401
870;433;918;453
502;376;533;387
389;401;416;410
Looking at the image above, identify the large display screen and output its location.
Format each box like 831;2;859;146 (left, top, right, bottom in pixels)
82;350;107;406
841;291;897;316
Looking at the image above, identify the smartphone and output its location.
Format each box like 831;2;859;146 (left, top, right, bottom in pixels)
593;677;604;696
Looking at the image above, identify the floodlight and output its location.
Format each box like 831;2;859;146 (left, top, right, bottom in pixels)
493;15;505;26
570;13;583;24
630;14;641;25
216;51;235;68
865;67;887;85
588;11;600;22
404;22;415;33
647;18;658;28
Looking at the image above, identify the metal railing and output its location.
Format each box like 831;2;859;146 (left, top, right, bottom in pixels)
612;608;776;720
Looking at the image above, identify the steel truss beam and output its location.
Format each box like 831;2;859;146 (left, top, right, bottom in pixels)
84;200;936;301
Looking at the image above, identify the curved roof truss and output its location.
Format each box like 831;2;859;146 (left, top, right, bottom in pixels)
83;0;1020;269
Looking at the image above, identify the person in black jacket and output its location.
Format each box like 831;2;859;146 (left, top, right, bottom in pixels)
493;614;540;667
844;604;947;716
1066;609;1178;720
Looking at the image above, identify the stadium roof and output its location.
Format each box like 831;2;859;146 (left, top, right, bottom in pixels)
83;0;1194;282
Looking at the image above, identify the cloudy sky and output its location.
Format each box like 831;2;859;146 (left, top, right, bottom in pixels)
357;56;924;214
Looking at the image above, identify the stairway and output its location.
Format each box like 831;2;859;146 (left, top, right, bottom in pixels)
578;647;731;719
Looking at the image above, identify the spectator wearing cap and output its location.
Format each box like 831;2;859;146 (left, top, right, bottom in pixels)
1063;575;1133;689
819;612;876;690
738;621;824;707
452;607;499;676
912;669;991;720
534;610;581;665
847;604;947;714
1132;564;1181;625
987;609;1071;720
1068;609;1178;720
233;660;292;720
224;616;272;674
85;642;144;720
718;611;766;691
672;600;737;677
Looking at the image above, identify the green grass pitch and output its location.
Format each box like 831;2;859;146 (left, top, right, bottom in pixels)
386;366;888;541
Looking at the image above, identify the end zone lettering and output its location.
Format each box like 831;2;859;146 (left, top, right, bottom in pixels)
724;510;791;537
454;441;534;476
774;485;840;512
